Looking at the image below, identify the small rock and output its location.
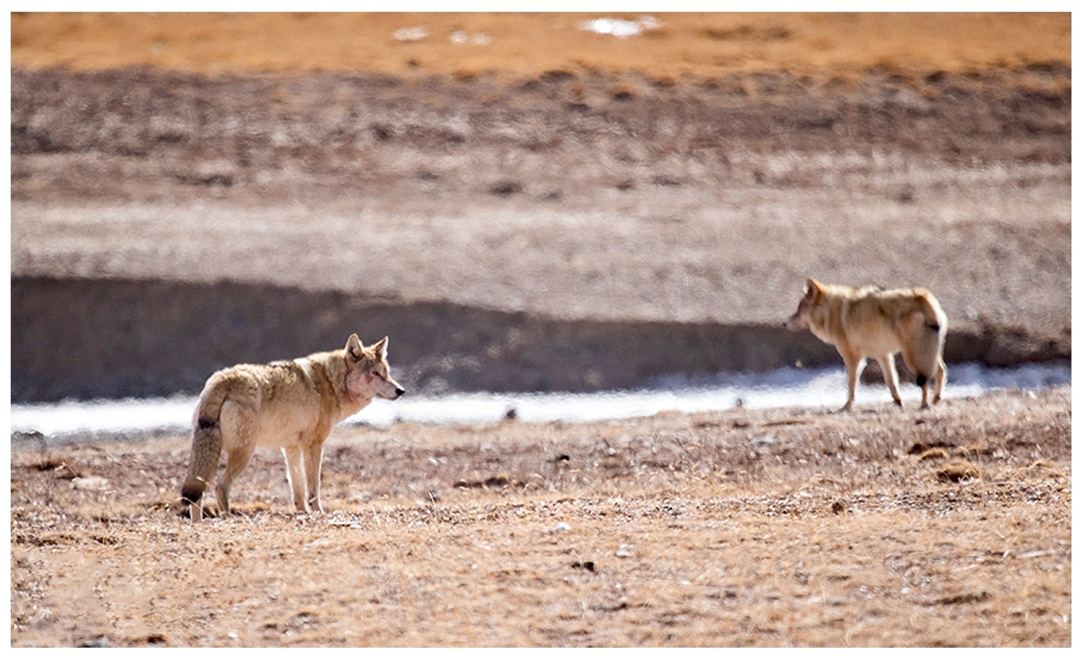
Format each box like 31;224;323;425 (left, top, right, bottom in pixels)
71;476;109;491
489;181;523;196
546;521;572;534
78;636;111;648
751;434;776;446
393;26;429;42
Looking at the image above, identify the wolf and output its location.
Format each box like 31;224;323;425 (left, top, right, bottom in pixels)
180;334;405;519
784;278;947;411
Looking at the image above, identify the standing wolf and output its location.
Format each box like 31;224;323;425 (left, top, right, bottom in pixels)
181;334;405;519
784;278;947;411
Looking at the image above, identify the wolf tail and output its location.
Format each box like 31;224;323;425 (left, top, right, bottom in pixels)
911;292;948;386
180;377;232;507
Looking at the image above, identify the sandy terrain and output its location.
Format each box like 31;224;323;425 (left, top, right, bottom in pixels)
9;12;1072;647
11;13;1070;79
10;388;1072;647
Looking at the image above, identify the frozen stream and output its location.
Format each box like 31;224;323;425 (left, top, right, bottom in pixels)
10;363;1069;441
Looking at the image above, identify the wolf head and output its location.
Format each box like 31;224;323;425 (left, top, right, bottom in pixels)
783;278;824;332
344;334;406;401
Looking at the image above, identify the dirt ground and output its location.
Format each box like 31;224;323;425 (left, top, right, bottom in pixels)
10;389;1072;647
8;12;1073;647
11;13;1071;79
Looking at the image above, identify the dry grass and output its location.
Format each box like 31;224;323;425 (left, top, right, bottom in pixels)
11;13;1070;81
10;388;1071;647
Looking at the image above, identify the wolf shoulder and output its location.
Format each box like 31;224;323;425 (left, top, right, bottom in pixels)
849;286;946;322
201;354;336;401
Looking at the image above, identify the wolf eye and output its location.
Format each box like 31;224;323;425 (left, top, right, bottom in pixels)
371;371;383;379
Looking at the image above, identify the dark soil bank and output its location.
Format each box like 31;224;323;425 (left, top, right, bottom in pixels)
11;276;1069;403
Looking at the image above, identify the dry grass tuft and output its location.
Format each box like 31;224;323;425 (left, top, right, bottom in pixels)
917;447;949;461
936;459;982;482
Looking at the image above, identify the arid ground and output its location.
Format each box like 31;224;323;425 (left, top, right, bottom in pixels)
9;12;1072;647
10;389;1072;647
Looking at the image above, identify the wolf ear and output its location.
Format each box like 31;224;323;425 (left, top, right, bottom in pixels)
372;336;389;358
805;278;823;299
346;333;364;359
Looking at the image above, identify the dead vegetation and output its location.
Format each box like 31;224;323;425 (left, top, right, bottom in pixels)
11;13;1070;82
10;388;1071;647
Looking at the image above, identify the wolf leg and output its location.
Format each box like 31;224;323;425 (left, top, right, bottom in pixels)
303;441;325;513
933;358;947;404
283;446;310;513
878;353;903;407
900;347;932;409
838;351;863;412
216;442;256;515
189;497;204;522
215;399;259;515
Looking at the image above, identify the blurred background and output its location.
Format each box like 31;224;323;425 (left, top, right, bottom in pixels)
10;12;1071;405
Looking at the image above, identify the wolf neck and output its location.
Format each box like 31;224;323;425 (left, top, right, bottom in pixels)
811;299;846;347
336;394;372;424
302;350;373;424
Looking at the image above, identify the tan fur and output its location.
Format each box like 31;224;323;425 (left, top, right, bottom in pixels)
784;278;948;411
181;334;404;519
